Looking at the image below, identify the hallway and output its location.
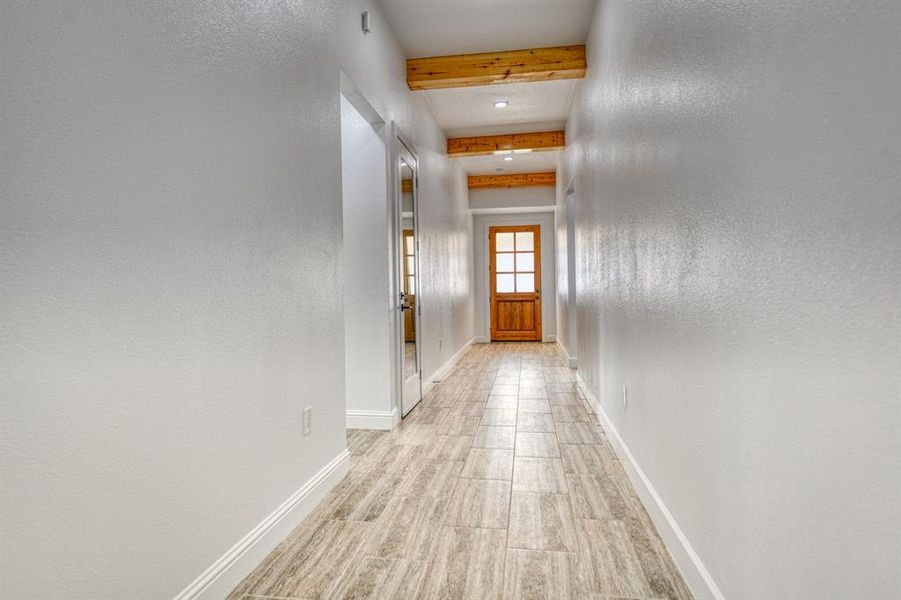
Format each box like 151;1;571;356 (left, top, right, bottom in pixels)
2;1;899;598
230;343;690;599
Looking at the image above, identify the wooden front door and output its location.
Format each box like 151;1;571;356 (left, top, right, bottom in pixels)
489;225;542;341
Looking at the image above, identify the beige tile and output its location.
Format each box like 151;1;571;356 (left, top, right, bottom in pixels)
419;526;506;600
407;407;450;426
547;382;577;393
518;386;549;399
429;435;473;461
516;412;556;433
444;478;511;529
480;408;517;427
398;459;463;500
549;391;580;405
329;469;401;522
461;448;514;480
459;401;488;416
556;422;599;444
490;384;519;396
486;395;518;409
566;473;630;520
229;342;691;600
518;397;552;413
328;557;427;599
366;495;446;560
394;422;437;446
457;389;490;402
443;415;482;435
575;518;654;598
512;457;568;493
347;429;386;456
507;492;578;552
560;443;622;475
552;404;591;423
473;425;516;449
239;520;373;599
515;432;561;458
502;549;581;600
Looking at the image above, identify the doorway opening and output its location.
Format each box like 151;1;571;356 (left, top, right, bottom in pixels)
489;224;542;341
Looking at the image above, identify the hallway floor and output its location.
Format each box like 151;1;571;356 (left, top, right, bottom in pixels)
229;343;692;599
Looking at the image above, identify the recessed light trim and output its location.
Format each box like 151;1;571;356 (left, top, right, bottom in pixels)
494;100;509;108
503;156;514;161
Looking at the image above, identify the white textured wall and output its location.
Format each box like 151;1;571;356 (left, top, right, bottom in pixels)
472;212;556;342
563;0;901;598
554;176;577;362
469;186;555;211
1;2;344;598
340;96;391;417
339;1;473;383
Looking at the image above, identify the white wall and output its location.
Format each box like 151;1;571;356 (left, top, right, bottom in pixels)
562;1;901;598
469;186;555;211
339;1;474;385
554;176;577;365
1;2;346;598
340;96;392;423
472;212;556;343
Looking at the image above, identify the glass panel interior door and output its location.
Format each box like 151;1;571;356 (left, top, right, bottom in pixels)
399;151;422;415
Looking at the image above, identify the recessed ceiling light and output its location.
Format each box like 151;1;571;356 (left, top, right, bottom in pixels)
503;156;513;161
494;100;509;108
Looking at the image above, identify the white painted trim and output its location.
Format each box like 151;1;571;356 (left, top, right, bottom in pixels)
173;449;351;600
576;375;724;600
473;336;490;344
556;339;578;368
469;206;555;215
346;407;399;430
543;334;557;342
421;337;475;397
473;212;557;343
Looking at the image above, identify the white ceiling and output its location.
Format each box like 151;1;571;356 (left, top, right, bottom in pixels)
379;0;595;58
379;0;593;175
456;150;561;176
423;80;574;138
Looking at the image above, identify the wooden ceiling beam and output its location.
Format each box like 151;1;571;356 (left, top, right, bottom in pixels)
468;172;556;190
447;130;565;157
407;45;586;91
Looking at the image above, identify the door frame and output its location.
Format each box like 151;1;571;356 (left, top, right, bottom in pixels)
489;224;542;341
473;211;555;343
390;124;423;417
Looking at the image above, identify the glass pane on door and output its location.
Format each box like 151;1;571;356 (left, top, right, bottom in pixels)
497;273;515;293
496;253;515;272
496;232;515;251
515;231;534;251
515;252;534;272
515;273;535;292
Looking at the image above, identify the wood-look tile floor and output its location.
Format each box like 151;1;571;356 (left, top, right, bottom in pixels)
229;342;692;600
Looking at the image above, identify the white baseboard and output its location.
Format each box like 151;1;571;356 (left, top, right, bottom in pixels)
577;375;724;600
473;336;489;344
346;407;399;430
556;340;578;368
421;337;475;396
173;449;351;600
543;334;557;342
